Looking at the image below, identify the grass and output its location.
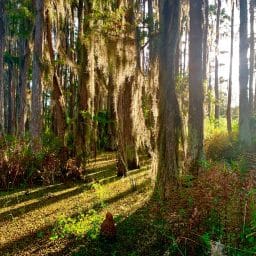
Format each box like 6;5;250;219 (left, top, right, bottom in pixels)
1;151;256;256
0;153;152;256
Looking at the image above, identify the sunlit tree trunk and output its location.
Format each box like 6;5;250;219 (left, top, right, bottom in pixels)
155;0;182;199
227;2;234;134
114;1;140;177
31;0;44;146
249;0;254;116
203;0;209;83
188;0;204;175
239;0;251;146
45;9;66;145
214;0;221;123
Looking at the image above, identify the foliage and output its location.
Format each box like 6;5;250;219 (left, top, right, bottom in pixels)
0;133;80;190
205;130;240;162
50;209;104;240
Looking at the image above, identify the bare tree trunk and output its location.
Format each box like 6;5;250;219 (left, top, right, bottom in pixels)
227;2;234;134
7;59;14;134
107;74;116;151
239;0;251;146
31;0;44;146
155;0;182;200
0;0;4;135
203;0;209;82
75;0;90;163
183;19;188;76
17;39;30;137
116;74;139;176
188;0;204;175
45;9;66;145
215;0;221;123
249;0;254;116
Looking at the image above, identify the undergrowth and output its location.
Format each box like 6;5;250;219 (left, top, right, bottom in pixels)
0;133;83;190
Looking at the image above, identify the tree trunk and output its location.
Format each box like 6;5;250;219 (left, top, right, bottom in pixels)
155;0;182;200
0;0;4;135
75;0;90;163
227;2;234;134
239;0;251;146
114;1;140;177
7;60;14;135
17;39;30;137
214;0;221;123
116;74;139;176
203;0;209;82
249;0;254;116
45;9;66;145
188;0;204;175
31;0;44;146
107;74;116;151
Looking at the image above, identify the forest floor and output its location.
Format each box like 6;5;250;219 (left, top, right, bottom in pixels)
1;151;256;256
0;153;158;256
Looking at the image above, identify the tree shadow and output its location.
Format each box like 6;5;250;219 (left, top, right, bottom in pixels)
1;181;149;256
0;183;91;223
53;200;177;256
0;183;72;209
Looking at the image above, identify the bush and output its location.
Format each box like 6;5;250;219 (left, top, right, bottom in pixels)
205;131;240;162
0;134;77;190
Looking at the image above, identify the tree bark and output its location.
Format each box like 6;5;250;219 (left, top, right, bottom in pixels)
239;0;251;146
203;0;209;82
188;0;204;175
155;0;182;199
227;2;234;134
249;0;254;116
45;9;66;145
31;0;44;146
0;0;4;135
17;39;30;137
214;0;221;123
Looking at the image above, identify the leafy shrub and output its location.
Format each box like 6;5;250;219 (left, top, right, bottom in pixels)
50;209;104;240
205;131;240;162
0;133;79;190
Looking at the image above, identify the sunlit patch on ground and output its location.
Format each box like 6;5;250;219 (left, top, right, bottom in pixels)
0;153;152;256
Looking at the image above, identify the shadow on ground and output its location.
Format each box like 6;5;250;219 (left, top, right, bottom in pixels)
48;202;177;256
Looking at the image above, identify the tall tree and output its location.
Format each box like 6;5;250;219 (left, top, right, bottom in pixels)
227;1;235;134
239;0;251;146
215;0;221;123
31;0;44;145
203;0;209;82
115;1;140;176
155;0;182;199
0;0;4;135
45;9;66;145
249;0;254;115
188;0;204;175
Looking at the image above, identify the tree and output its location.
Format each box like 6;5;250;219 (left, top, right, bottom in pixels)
227;1;235;134
155;0;182;199
239;0;251;146
187;0;204;175
249;0;254;115
45;8;66;145
31;0;44;145
214;0;221;123
0;0;4;135
203;0;209;83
